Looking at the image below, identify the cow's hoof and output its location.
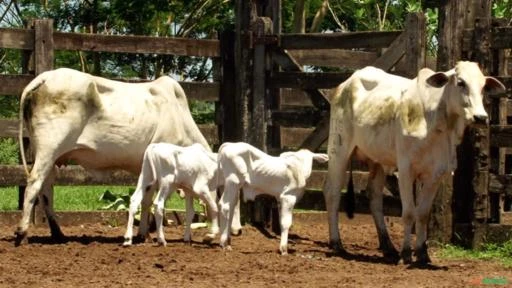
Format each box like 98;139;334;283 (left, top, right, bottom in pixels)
415;244;432;264
202;233;215;244
401;248;413;265
14;229;28;247
157;240;167;247
230;228;242;236
382;248;400;263
328;240;345;253
122;238;132;247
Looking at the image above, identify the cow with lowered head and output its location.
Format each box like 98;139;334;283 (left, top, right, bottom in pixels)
323;62;505;264
217;142;328;254
15;68;242;245
123;143;221;247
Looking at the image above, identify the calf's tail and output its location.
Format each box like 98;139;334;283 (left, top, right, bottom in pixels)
344;167;355;219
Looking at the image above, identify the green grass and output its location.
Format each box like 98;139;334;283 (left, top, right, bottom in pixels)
0;186;18;210
0;186;194;211
437;241;512;268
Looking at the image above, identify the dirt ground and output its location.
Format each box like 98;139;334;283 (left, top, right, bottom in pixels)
0;213;510;288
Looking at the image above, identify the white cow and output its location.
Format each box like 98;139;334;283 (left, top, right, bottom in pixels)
123;143;220;246
218;142;328;254
16;68;242;245
323;61;505;264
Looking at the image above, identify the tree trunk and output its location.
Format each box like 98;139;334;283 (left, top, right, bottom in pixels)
293;0;306;33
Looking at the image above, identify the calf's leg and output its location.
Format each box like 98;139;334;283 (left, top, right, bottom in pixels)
198;189;219;243
123;184;144;246
278;194;297;255
219;182;239;250
154;182;174;246
231;199;243;236
183;191;195;244
138;183;157;242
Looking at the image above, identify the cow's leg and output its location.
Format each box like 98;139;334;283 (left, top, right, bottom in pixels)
323;139;353;252
397;167;415;264
198;190;219;244
278;194;297;255
219;181;239;250
15;157;56;246
39;167;65;242
367;163;399;259
414;179;440;264
154;181;174;246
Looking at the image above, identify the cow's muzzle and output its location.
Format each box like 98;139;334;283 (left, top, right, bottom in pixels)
473;114;488;125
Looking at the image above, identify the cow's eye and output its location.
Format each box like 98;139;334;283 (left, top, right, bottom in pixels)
457;79;466;88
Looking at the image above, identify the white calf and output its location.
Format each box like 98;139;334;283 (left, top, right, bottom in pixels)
218;142;328;254
123;143;221;246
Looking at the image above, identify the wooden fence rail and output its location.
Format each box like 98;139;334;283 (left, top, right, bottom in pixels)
0;28;220;57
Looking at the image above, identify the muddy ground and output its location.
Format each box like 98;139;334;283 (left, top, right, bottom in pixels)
0;213;510;288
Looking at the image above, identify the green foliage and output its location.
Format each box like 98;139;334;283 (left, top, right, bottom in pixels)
492;0;512;20
0;95;19;118
99;189;132;211
439;241;512;268
190;100;215;124
0;138;19;164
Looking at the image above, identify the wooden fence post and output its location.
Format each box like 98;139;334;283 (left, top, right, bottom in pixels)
426;0;455;244
249;14;276;229
404;12;426;78
219;31;238;144
34;19;54;74
234;0;256;224
436;0;494;248
251;17;272;150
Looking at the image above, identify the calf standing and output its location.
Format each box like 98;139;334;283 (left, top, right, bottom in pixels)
123;143;221;246
218;142;328;254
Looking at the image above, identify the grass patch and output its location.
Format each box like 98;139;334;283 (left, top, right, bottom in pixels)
0;186;19;210
0;186;195;211
437;241;512;268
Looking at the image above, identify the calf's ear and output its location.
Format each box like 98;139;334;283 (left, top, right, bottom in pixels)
426;72;450;88
313;153;329;163
484;77;506;95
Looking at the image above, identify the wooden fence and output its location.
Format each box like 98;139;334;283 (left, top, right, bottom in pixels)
428;0;512;247
2;2;510;249
0;19;220;188
230;0;428;224
461;18;512;222
0;8;422;218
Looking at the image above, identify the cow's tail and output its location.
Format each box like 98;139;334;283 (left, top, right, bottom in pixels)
344;165;355;219
19;76;46;177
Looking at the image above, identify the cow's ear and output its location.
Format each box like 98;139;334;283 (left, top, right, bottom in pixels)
313;153;329;163
426;72;449;88
484;76;506;95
